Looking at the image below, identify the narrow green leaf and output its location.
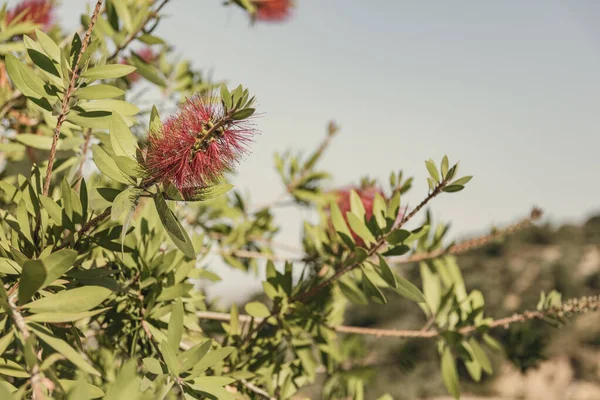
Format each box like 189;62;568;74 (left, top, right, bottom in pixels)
143;358;163;375
469;338;492;374
35;29;60;61
159;340;180;376
91;144;131;184
80;99;139;116
220;84;232;109
73;84;125;100
245;301;270;318
442;185;464;193
81;64;136;80
24;308;109;323
188;347;234;377
5;54;47;98
18;260;47;305
425;159;440;183
39;195;62;223
61;379;104;399
167;299;184;352
42;249;77;287
441;347;461;399
349;190;366;220
441;155;449;179
231;108;255;120
361;271;386;304
372;192;387;229
377;255;397;289
0;331;15;357
111;187;134;220
109;112;137;158
31;326;100;376
24;286;112;313
452;176;473;186
387;229;410;245
180;340;212;372
153;195;195;258
346;212;376;245
0;258;21;275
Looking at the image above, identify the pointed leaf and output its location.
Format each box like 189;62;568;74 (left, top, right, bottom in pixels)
19;260;46;305
24;286;112;313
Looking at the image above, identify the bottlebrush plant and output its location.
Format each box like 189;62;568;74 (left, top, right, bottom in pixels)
0;1;597;399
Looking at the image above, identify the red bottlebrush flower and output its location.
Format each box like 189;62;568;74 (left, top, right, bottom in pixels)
122;47;158;84
6;0;54;29
253;0;293;22
143;94;257;197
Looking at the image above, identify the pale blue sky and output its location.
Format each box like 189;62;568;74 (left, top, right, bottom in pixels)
38;1;600;300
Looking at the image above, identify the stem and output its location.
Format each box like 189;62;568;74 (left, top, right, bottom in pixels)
197;292;600;339
392;207;544;264
54;208;111;250
8;295;44;399
43;0;104;196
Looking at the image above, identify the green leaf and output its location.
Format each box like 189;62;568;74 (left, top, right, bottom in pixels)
61;379;104;399
387;229;410;245
0;331;15;357
91;144;131;184
180;340;212;371
129;55;166;86
395;274;426;303
24;286;112;313
377;255;397;289
159;340;180;376
421;263;441;315
109;112;137;158
80;99;139;116
372;192;387;229
168;299;184;352
188;347;234;377
382;244;410;256
67;111;112;129
425;159;440;183
13;134;51;150
349;190;366;220
111;187;134;220
114;156;142;178
39;195;62;223
245;301;270;318
441;155;449;179
74;84;125;100
81;64;136;80
150;105;162;132
5;54;47;98
0;357;28;378
442;185;464;193
346;212;376;245
35;29;60;61
469;338;492;374
156;284;193;302
220;84;232;109
112;0;133;32
441;346;461;399
18;260;47;305
231;108;255;120
42;249;77;287
192;376;235;387
24;307;109;323
0;258;20;275
452;176;473;186
362;271;386;304
143;358;164;375
138;34;165;45
386;191;401;221
31;326;100;376
153;194;195;258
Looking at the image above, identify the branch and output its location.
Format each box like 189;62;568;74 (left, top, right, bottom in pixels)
8;295;44;399
43;0;104;196
197;293;600;339
54;208;111;250
392;207;544;264
107;0;172;61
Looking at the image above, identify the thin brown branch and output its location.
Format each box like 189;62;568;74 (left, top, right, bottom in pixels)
392;207;544;264
107;0;172;61
55;208;111;250
198;293;600;339
43;0;104;196
8;295;44;399
240;379;276;400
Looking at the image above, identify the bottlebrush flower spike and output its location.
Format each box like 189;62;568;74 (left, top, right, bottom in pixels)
143;86;258;198
6;0;54;29
253;0;293;22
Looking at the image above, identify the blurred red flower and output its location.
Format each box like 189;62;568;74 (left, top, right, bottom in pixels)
253;0;292;22
6;0;54;29
143;94;258;196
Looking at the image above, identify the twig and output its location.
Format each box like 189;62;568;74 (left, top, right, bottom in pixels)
241;379;276;400
391;208;544;264
197;293;600;339
107;0;172;61
43;0;104;196
54;208;111;250
8;295;44;399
